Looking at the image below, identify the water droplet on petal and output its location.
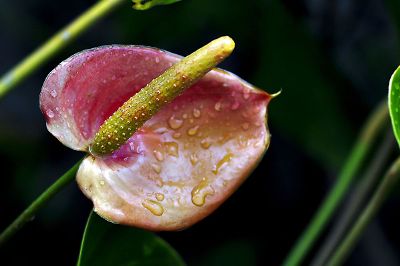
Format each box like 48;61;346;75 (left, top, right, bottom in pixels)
173;132;181;139
151;163;161;174
187;125;199;136
168;116;183;129
243;89;250;100
164;142;179;157
50;89;57;98
212;153;233;174
156;179;164;187
129;142;135;152
190;153;198;165
155;193;164;201
153;149;164;161
142;199;164;216
200;138;212;149
214;102;222;111
241;122;250;130
193;108;201;118
99;180;105;186
46;109;54;118
191;178;214;207
231;102;240;110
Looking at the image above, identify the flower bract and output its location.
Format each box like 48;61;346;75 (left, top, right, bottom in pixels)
40;45;272;230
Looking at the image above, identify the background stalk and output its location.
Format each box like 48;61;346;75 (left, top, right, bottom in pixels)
0;0;124;99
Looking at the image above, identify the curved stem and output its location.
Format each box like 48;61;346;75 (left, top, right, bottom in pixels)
0;159;82;247
311;130;394;266
283;102;389;266
0;0;125;99
327;156;400;266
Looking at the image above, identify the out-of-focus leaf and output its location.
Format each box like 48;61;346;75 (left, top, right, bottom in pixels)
255;0;354;168
389;66;400;147
77;211;185;266
194;240;256;266
132;0;181;10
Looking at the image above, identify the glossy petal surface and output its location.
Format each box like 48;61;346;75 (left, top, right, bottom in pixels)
40;46;271;230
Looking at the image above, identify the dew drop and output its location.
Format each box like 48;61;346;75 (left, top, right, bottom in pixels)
200;138;212;149
151;163;161;174
241;122;250;130
173;132;181;139
191;178;214;207
164;142;179;157
129;142;135;152
168;116;184;129
142;199;164;216
99;180;105;186
155;193;164;201
231;102;240;110
156;179;164;187
212;153;233;174
50;89;57;98
190;153;198;165
214;102;222;111
243;89;250;100
46;109;54;118
187;125;199;136
153;149;164;161
193;108;201;118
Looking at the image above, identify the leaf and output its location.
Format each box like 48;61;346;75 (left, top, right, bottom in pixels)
132;0;181;10
389;66;400;147
194;240;256;266
254;0;354;168
77;211;185;266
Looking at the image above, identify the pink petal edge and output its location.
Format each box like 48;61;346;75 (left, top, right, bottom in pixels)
40;45;272;230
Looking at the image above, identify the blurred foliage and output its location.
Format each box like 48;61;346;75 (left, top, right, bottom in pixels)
0;0;400;265
132;0;181;10
78;212;185;266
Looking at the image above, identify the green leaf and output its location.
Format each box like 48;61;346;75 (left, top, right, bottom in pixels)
389;66;400;147
77;211;185;266
194;240;257;266
254;0;354;168
132;0;181;10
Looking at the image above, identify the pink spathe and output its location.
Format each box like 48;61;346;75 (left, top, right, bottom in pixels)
40;45;271;230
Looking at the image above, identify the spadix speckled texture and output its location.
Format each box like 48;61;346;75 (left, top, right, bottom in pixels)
40;45;272;230
91;37;235;156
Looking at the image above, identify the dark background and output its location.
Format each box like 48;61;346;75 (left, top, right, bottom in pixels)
0;0;400;265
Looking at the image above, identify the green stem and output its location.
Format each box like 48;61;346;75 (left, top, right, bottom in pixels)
327;156;400;266
283;102;389;266
311;130;394;266
0;0;125;99
0;159;82;247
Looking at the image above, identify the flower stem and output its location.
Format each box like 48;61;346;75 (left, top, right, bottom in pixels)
311;130;394;266
283;101;389;266
326;156;400;266
0;0;125;99
0;159;82;247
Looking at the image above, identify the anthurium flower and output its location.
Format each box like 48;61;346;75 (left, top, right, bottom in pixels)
40;37;273;231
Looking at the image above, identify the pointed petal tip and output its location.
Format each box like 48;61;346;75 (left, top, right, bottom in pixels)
268;89;282;101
